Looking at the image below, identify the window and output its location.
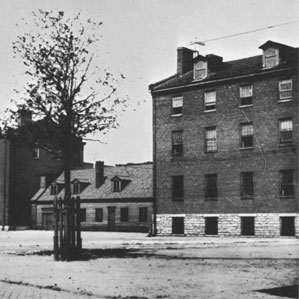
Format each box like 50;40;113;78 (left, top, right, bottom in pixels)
120;207;129;222
172;217;184;234
72;182;80;194
172;130;183;155
113;180;121;192
95;208;103;222
204;91;216;111
240;123;253;148
205;217;218;235
50;183;58;195
279;119;293;145
139;207;148;222
264;48;278;68
32;146;39;159
240;85;253;106
280;170;294;197
279;79;292;101
205;174;217;200
241;217;255;236
79;209;86;222
241;172;254;198
194;60;207;80
172;175;184;201
172;96;183;115
280;217;295;236
205;127;217;152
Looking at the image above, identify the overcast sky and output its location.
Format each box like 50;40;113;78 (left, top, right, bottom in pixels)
0;0;298;165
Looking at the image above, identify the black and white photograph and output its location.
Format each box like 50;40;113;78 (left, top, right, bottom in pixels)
0;0;298;298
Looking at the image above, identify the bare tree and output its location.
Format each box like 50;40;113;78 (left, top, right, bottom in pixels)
2;10;127;259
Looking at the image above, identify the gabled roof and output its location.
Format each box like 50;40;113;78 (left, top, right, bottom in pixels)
258;40;295;50
31;162;153;202
150;41;298;93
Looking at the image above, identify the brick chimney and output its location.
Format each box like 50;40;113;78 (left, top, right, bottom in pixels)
206;54;223;71
18;110;32;127
177;47;194;75
95;161;104;188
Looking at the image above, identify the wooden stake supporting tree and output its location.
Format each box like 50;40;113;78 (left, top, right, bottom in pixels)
54;196;81;261
1;10;127;260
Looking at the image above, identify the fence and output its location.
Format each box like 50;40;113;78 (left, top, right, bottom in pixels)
53;196;82;261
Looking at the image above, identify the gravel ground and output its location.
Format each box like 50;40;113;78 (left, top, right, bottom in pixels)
0;231;298;299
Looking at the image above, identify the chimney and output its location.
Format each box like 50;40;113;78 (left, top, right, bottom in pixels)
206;54;223;71
18;109;32;127
177;47;194;75
95;161;104;188
40;176;46;189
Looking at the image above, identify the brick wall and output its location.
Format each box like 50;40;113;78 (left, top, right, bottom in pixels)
153;72;298;216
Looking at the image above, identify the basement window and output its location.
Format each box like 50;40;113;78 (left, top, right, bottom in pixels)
280;217;295;236
241;217;255;236
205;217;218;235
172;217;184;234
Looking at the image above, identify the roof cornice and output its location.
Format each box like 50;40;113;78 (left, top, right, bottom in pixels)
150;66;298;95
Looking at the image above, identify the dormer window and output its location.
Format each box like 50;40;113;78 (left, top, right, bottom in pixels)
194;60;207;80
72;181;80;194
112;176;131;192
50;183;58;195
113;180;121;192
263;48;279;68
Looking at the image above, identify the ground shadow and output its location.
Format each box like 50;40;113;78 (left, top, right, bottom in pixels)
256;285;298;298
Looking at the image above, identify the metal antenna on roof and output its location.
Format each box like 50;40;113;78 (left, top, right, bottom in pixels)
189;20;298;46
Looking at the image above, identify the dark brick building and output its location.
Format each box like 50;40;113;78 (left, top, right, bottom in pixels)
149;41;298;237
0;112;85;229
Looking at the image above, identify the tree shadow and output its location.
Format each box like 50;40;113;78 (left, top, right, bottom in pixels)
256;285;298;298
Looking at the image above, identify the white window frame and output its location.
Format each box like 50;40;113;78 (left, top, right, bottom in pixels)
239;85;253;106
279;119;293;144
194;61;207;80
263;48;279;68
205;127;217;152
204;91;216;112
172;96;183;115
279;79;292;101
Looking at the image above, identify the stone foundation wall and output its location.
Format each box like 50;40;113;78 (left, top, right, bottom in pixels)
156;213;299;237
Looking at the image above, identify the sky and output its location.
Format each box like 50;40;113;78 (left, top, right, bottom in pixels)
0;0;298;165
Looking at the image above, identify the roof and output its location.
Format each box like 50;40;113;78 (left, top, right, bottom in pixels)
149;42;298;93
31;162;153;202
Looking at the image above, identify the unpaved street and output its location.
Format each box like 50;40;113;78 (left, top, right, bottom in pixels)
0;231;298;299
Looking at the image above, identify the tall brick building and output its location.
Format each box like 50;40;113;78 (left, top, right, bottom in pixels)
0;111;85;229
149;40;298;237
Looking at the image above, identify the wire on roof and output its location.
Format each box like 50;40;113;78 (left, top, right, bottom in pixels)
190;20;299;46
